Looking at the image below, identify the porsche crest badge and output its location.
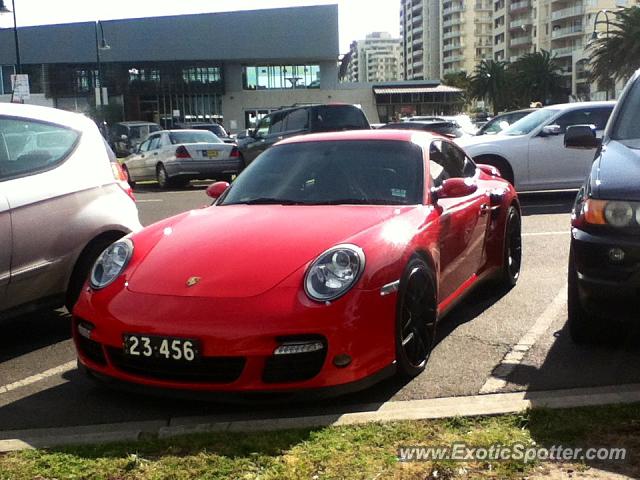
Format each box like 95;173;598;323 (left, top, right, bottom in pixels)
186;276;201;287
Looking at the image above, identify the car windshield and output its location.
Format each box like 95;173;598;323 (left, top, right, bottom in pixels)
220;140;423;206
129;124;159;141
502;108;559;136
169;131;222;144
611;78;640;148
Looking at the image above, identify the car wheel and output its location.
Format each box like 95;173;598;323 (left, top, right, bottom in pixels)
395;257;437;378
568;248;600;344
122;164;135;187
498;205;522;288
65;233;124;313
156;164;170;189
476;156;514;185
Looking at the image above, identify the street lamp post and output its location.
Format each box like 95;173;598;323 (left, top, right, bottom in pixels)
94;20;110;111
0;0;22;74
591;9;615;100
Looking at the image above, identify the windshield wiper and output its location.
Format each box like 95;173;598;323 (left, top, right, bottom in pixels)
226;197;306;205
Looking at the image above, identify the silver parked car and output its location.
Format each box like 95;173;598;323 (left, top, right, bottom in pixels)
122;129;243;188
0;103;142;319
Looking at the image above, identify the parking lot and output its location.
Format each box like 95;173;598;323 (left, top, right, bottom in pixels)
2;184;640;433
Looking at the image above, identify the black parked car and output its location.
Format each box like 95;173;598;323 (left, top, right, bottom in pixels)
566;70;640;343
380;120;467;139
237;104;371;165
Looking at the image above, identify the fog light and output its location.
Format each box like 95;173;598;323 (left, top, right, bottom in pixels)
333;354;352;368
274;341;324;355
77;321;94;339
608;247;625;263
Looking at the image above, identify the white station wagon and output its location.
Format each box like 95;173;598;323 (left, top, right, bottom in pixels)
458;101;615;191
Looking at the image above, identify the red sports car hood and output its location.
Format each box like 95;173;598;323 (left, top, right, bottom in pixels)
127;205;406;298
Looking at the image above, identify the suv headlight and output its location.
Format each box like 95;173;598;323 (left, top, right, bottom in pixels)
581;199;640;228
90;239;133;289
304;244;365;302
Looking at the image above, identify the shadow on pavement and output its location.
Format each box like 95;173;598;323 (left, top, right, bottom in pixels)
0;309;71;364
519;191;576;216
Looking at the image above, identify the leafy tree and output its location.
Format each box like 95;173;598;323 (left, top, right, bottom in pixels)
590;6;640;94
510;50;565;106
468;60;510;115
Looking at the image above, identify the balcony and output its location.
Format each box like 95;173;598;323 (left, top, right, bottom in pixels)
412;26;423;35
510;35;532;47
443;54;465;63
443;17;463;28
443;43;464;52
552;6;585;22
443;3;465;15
510;0;530;12
509;17;532;30
412;15;423;25
474;2;492;10
443;30;463;40
552;24;584;39
551;45;577;58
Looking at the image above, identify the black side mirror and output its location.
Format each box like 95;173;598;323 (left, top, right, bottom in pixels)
565;125;600;149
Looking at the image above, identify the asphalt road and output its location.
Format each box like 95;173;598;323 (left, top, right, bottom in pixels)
3;185;640;432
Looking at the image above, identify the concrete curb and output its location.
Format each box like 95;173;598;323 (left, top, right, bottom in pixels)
2;384;640;452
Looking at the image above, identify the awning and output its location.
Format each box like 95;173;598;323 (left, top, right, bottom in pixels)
373;85;463;94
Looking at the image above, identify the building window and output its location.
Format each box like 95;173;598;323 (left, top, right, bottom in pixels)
181;66;221;84
129;68;161;83
73;69;94;93
0;65;15;95
242;65;320;90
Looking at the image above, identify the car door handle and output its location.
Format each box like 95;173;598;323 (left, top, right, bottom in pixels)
153;152;158;156
480;203;490;214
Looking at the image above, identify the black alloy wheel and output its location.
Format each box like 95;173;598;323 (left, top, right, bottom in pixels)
500;206;522;288
396;258;438;377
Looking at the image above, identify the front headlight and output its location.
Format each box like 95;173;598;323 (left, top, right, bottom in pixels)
582;199;639;228
90;239;133;289
304;244;365;302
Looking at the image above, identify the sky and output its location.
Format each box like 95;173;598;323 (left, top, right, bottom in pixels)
0;0;400;54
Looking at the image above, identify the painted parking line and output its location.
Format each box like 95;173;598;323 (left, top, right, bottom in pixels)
522;231;569;237
136;199;163;203
0;361;76;395
480;285;568;394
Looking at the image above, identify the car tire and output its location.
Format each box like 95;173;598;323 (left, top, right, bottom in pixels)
395;257;437;378
476;156;514;185
156;164;170;189
65;233;124;313
497;205;522;289
122;164;135;187
568;248;600;344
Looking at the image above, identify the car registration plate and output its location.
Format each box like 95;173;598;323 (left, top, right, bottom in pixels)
206;150;219;158
123;334;200;362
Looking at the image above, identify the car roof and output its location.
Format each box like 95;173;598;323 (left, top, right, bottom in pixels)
163;129;217;134
271;103;358;114
277;129;437;144
0;103;94;131
117;121;160;126
541;101;616;111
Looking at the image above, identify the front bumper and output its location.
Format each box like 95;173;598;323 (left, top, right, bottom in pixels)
572;227;640;318
72;283;397;394
165;159;243;179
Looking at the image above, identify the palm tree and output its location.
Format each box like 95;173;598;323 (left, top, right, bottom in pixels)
510;50;564;106
441;71;471;104
590;7;640;92
468;60;510;115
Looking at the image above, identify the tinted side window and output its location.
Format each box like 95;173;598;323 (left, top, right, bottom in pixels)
256;116;272;136
429;140;473;186
0;117;79;180
269;112;287;134
554;108;612;133
284;108;309;132
149;136;161;150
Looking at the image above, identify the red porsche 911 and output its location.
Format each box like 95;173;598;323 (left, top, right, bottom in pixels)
72;129;521;397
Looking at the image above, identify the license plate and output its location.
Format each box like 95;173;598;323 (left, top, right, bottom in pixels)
123;334;200;362
206;150;219;158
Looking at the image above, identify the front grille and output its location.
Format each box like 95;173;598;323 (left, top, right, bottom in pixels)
263;340;327;384
107;348;245;383
76;335;107;366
